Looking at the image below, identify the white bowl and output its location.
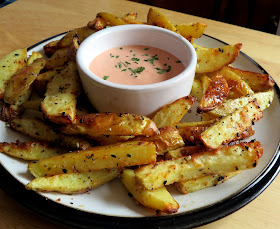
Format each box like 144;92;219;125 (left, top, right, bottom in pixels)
76;24;197;117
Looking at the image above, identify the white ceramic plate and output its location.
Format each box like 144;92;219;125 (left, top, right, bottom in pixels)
1;33;280;228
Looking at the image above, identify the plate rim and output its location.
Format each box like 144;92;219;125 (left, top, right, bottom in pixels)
0;32;280;229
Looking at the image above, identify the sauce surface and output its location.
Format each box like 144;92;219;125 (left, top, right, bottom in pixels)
89;45;185;85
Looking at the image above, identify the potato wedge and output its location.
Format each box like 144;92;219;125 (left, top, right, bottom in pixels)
97;12;126;26
121;169;179;214
135;141;263;190
58;26;96;49
152;96;196;128
60;113;158;137
132;126;184;155
147;8;179;34
0;141;64;160
4;58;46;105
87;16;107;31
219;67;254;99
226;66;274;92
175;171;240;194
174;22;207;42
201;75;212;94
28;141;156;177
41;61;81;124
44;47;68;70
121;13;145;24
208;90;274;117
26;168;120;194
9;117;92;150
197;75;229;113
43;40;59;57
20;98;43;112
190;78;203;100
194;43;242;73
27;52;44;65
0;48;27;99
200;99;263;149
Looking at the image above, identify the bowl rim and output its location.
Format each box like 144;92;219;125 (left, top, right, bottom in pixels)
76;24;197;91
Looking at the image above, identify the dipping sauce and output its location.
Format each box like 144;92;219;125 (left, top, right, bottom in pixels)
89;45;185;85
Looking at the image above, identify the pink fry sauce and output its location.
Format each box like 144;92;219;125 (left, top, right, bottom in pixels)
89;45;185;85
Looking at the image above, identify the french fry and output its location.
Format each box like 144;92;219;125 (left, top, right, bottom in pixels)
208;90;274;117
0;141;64;160
0;48;27;99
227;66;274;92
152;96;196;128
4;58;46;106
26;168;120;194
60;113;158;137
41;61;81;124
197;75;229;113
28;141;156;177
135;141;263;190
194;43;242;74
200;99;262;149
9;117;92;150
121;169;179;214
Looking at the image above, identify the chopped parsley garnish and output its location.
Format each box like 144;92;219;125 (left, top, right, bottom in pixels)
119;47;123;50
142;54;149;56
128;66;145;77
144;48;149;50
155;65;171;74
144;54;158;64
176;60;182;63
131;57;140;62
103;75;110;80
110;53;114;58
116;55;120;58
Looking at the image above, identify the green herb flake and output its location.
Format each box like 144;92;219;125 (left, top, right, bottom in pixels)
103;75;110;80
110;53;114;58
144;48;149;50
155;65;171;74
176;60;182;63
128;66;145;77
116;55;120;58
119;47;123;50
144;54;158;64
131;57;140;62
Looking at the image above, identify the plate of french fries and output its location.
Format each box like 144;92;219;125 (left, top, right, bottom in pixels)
0;8;280;229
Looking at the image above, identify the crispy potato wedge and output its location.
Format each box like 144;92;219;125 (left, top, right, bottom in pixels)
219;67;254;99
43;40;59;57
20;98;43;112
165;145;208;159
175;171;240;194
4;58;46;105
0;48;27;99
9;117;92;150
26;168;120;194
34;66;64;95
60;113;158;137
87;16;107;30
190;78;203;100
174;22;207;42
41;61;81;124
201;75;212;94
58;26;96;49
0;103;21;122
67;35;79;62
197;75;229;113
121;13;145;24
226;66;274;92
28;141;156;177
135;141;263;190
27;52;44;65
194;43;242;74
0;141;64;160
121;169;179;214
44;47;68;70
97;12;126;26
92;135;134;146
152;96;196;128
200;99;263;149
208;90;274;117
147;8;179;34
132;126;184;155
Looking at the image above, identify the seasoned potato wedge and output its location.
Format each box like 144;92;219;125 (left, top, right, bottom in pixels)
175;22;207;42
194;43;242;73
28;141;156;177
58;26;96;49
43;40;59;57
147;8;179;33
97;12;126;26
87;16;107;31
200;99;263;149
135;141;263;190
226;66;274;92
26;169;120;194
44;47;68;70
9;117;92;150
27;52;43;65
152;96;196;128
60;113;158;137
0;48;27;99
197;75;229;113
121;13;144;24
0;141;64;160
4;58;46;105
41;61;81;124
175;171;240;194
121;169;179;214
201;75;212;94
208;90;274;117
91;135;134;146
219;67;254;99
67;35;79;62
190;78;203;100
132;126;184;155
